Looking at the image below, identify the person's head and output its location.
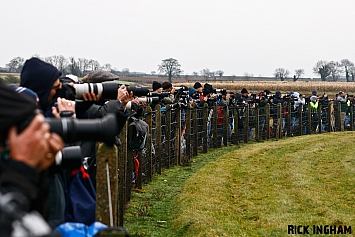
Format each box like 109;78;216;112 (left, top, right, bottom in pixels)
194;82;203;93
20;57;62;111
275;91;281;98
86;70;119;83
152;81;162;93
312;90;317;96
161;81;173;92
241;88;248;96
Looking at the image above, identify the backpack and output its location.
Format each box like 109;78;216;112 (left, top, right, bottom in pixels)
128;118;149;152
64;166;96;226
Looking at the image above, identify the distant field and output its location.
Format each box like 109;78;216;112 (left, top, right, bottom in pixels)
2;72;355;97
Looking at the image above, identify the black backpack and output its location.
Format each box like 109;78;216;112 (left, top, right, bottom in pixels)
128;118;149;152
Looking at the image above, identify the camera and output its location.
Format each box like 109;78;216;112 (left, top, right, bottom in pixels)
125;97;160;111
73;81;150;99
18;113;120;146
145;91;171;99
215;88;227;94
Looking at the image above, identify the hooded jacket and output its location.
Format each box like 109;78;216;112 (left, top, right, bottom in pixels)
20;57;62;112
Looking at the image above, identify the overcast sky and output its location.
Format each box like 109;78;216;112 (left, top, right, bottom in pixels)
1;0;355;78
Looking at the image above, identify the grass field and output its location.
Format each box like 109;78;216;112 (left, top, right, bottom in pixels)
124;132;355;236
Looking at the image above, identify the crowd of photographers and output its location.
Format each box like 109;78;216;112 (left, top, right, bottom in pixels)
1;57;354;236
0;57;138;236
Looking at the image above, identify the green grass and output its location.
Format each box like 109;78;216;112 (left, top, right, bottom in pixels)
124;133;355;236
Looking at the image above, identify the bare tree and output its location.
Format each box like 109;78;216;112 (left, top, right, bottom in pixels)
328;61;343;81
122;68;130;76
243;72;254;81
192;71;198;77
56;55;68;73
274;68;289;81
6;57;24;73
44;56;54;65
293;69;304;81
200;68;211;81
158;58;183;83
340;59;354;82
102;63;112;72
215;70;224;77
313;60;331;81
68;57;79;75
349;65;355;81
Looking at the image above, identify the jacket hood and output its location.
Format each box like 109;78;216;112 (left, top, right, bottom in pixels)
20;57;62;111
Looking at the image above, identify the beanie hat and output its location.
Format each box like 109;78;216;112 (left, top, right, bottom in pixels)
193;82;202;89
20;57;62;111
161;81;172;90
87;70;119;83
312;90;317;95
152;81;162;91
241;88;248;94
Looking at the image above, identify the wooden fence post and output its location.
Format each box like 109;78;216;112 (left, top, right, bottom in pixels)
255;106;260;141
287;103;291;137
193;103;198;156
145;106;153;183
350;103;353;131
166;106;171;168
307;103;312;134
327;102;332;132
233;104;239;145
155;105;162;174
244;104;249;143
186;105;191;164
266;103;270;139
212;102;218;148
223;105;228;146
96;143;120;227
175;108;181;165
317;104;322;133
203;103;208;153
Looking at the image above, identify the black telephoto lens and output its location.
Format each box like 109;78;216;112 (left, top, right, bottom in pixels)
45;113;119;146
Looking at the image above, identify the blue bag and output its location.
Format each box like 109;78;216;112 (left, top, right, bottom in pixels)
65;166;96;226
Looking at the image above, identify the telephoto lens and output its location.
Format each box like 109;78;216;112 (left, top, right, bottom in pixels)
45;113;119;146
74;81;150;99
55;146;82;169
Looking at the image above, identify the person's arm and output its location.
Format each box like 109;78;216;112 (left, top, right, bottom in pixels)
163;94;175;104
0;114;64;228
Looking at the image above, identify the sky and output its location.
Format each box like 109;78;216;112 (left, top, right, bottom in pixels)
1;0;355;78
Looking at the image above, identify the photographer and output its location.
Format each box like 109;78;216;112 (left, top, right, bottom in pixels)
336;91;349;131
290;92;305;135
19;57;80;227
81;71;137;187
0;81;64;236
161;82;176;104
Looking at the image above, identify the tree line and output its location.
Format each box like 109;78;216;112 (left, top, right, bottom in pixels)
3;55;355;82
273;59;355;82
